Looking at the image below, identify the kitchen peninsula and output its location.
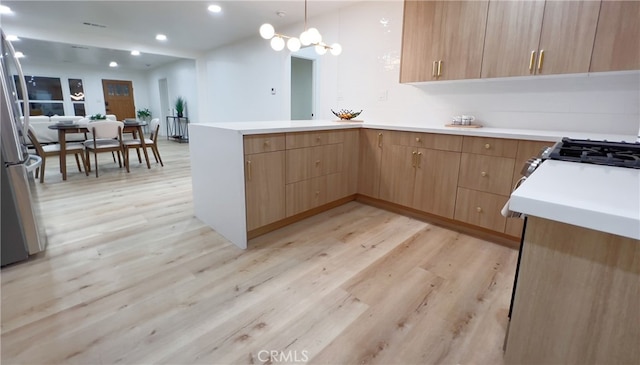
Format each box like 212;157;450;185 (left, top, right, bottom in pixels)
189;120;634;249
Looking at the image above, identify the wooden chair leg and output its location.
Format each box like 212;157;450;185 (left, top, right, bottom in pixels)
124;147;130;173
111;151;116;163
39;157;46;183
80;152;89;176
153;146;164;166
75;154;82;172
116;150;122;168
94;152;99;178
85;150;91;172
136;147;142;163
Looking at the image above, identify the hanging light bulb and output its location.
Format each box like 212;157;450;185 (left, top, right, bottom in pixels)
299;30;312;46
315;43;328;55
307;28;322;44
270;36;285;51
287;37;301;52
260;23;275;39
330;43;342;56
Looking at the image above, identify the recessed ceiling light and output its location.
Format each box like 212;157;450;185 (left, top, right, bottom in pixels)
0;5;13;14
131;50;141;56
14;52;24;58
109;61;118;67
156;34;167;41
208;4;222;13
6;35;19;42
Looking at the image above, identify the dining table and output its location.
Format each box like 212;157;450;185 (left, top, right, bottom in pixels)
48;120;150;180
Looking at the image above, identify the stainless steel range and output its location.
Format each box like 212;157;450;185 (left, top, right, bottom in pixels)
547;137;640;169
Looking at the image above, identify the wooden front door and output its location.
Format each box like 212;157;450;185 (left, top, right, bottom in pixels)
102;79;135;120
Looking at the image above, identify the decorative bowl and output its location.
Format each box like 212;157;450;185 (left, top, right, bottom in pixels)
331;109;362;120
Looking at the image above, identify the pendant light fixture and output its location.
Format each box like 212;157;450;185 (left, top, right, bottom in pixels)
259;0;342;56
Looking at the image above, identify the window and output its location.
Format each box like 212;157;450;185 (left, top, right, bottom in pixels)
14;75;64;116
69;79;85;116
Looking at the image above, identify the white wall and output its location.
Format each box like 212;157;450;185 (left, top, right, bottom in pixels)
145;58;198;135
201;1;640;136
20;62;150;118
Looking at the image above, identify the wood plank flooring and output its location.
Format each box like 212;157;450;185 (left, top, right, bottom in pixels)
1;140;518;364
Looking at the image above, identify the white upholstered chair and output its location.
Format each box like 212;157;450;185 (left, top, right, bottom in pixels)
122;118;164;172
83;120;124;177
27;128;89;183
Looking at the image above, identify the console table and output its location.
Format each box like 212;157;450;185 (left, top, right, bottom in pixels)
166;116;189;143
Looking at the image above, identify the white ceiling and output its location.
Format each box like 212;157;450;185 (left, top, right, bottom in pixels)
1;0;360;70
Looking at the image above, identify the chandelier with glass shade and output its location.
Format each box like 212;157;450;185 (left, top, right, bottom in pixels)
259;0;342;56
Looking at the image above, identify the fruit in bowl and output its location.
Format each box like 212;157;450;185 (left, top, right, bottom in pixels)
331;109;362;120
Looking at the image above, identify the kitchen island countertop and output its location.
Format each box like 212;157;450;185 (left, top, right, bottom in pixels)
509;160;640;240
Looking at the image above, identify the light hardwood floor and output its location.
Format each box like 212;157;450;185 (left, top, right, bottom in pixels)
1;140;518;364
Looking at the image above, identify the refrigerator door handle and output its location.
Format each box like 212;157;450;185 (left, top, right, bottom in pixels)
2;33;30;132
25;154;42;172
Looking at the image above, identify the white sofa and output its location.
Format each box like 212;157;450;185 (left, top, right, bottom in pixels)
24;115;117;143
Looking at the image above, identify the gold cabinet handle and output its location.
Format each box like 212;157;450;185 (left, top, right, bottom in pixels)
315;160;321;166
417;152;423;168
476;207;483;213
412;151;417;167
432;61;437;77
415;137;421;143
246;160;252;181
538;50;544;71
529;51;536;72
315;136;321;143
437;60;442;77
377;132;383;148
264;140;270;146
481;171;487;177
315;191;320;196
484;143;491;149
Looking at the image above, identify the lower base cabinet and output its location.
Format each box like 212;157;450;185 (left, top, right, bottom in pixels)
244;151;286;231
286;173;345;216
454;187;508;232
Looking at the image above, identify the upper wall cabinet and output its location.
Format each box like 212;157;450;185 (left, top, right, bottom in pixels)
481;0;601;78
590;1;640;72
399;0;489;83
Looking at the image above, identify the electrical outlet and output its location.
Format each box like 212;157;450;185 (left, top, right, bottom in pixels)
271;88;276;95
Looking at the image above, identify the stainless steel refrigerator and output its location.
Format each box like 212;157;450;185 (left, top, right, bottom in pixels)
1;30;47;266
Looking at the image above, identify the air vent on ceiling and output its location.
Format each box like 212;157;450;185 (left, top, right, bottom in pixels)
82;22;107;28
71;45;89;50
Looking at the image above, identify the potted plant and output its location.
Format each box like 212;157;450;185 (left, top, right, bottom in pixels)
89;113;107;120
137;108;152;121
175;97;185;118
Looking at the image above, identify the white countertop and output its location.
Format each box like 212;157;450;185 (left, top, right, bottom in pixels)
510;160;640;240
191;120;635;142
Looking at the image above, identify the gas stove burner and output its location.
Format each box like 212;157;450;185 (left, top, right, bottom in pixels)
548;137;640;169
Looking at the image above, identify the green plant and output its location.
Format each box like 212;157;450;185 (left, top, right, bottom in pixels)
137;108;151;120
89;113;107;120
175;97;185;116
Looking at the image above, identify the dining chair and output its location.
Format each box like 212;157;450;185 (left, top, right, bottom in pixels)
27;128;89;183
83;120;124;178
122;118;164;172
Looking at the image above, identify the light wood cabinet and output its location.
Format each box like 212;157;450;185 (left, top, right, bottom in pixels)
400;0;489;82
454;188;508;232
379;131;461;218
590;0;640;72
244;151;286;231
482;0;600;78
462;136;518;158
244;133;285;154
285;129;358;218
458;153;516;196
358;129;383;198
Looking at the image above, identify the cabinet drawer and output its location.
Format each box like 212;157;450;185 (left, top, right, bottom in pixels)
285;173;345;216
458;153;515;196
386;130;462;151
286;130;348;149
454;188;508;233
244;134;285;154
286;144;343;183
462;136;518;158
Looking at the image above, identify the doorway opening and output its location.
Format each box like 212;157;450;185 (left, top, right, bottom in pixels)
158;78;169;136
291;56;314;120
